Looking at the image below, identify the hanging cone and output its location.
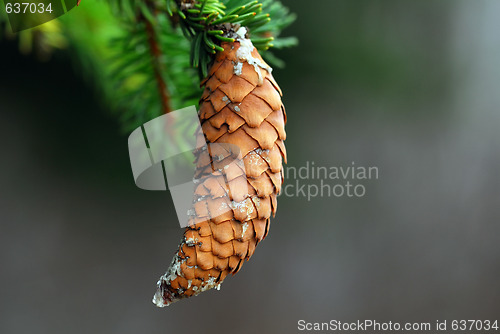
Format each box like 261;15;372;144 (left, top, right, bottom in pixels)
153;32;287;307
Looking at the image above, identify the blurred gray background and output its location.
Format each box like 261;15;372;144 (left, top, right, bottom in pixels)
1;1;499;333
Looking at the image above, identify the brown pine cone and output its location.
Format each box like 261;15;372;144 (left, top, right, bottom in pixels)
153;32;287;307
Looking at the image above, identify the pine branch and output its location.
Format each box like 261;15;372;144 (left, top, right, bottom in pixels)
105;0;201;131
0;0;296;132
143;12;172;114
167;0;297;76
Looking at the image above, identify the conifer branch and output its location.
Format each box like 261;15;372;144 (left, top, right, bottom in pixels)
0;0;296;131
167;0;297;76
144;14;172;114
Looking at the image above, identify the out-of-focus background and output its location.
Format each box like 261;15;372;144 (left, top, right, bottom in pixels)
1;1;500;333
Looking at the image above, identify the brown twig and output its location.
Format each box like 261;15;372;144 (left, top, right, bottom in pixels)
143;14;172;114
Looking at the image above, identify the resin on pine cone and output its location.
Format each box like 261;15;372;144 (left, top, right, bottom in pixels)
153;28;287;307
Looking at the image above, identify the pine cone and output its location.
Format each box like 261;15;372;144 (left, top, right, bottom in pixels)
153;34;287;306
